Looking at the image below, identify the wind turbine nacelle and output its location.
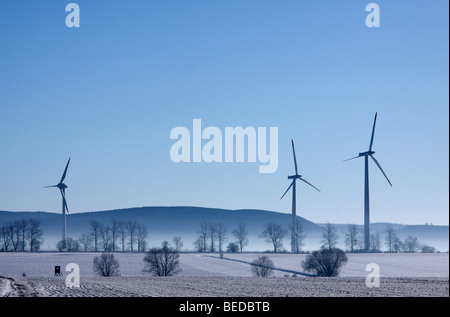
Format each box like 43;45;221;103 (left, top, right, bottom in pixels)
288;175;301;180
359;151;375;157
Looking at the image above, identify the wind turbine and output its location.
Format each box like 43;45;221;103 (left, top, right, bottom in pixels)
344;112;392;251
44;158;71;248
281;140;320;252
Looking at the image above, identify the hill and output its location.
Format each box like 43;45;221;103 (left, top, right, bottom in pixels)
0;207;448;251
0;207;321;251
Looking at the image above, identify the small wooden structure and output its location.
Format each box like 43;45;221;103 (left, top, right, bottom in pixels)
54;266;63;277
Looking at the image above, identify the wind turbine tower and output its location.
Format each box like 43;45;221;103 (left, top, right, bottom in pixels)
44;158;71;247
344;113;392;251
281;140;320;252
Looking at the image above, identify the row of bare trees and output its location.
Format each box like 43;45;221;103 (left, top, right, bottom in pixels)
343;223;435;253
193;221;306;253
59;219;149;252
0;219;44;252
87;219;148;252
194;222;251;253
193;221;436;253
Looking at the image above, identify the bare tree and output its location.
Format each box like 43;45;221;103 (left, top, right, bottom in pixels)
260;222;288;253
290;219;306;253
143;242;181;276
136;224;148;252
251;255;275;277
320;222;338;250
18;219;28;252
232;223;249;253
208;223;218;252
302;248;348;277
384;224;397;253
117;220;127;252
393;236;403;253
198;221;209;252
193;237;205;252
27;219;43;252
0;224;11;251
79;233;93;252
1;219;43;252
66;237;80;252
369;231;381;252
172;237;183;252
127;220;138;252
8;221;21;252
215;223;227;253
89;220;102;252
344;224;360;253
100;225;112;252
403;236;420;253
111;218;119;252
93;253;120;277
56;240;65;252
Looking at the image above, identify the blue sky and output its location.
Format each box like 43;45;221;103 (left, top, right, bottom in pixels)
0;1;448;225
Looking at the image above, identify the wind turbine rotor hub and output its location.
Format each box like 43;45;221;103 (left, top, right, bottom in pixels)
57;183;68;190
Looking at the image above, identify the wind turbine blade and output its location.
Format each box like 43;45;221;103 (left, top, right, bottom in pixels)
299;177;321;192
369;112;377;151
60;189;69;214
60;158;71;183
280;181;294;200
370;155;392;187
343;155;360;162
291;139;298;175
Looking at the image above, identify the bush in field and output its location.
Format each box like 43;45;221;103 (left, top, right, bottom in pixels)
302;248;348;277
226;242;239;253
251;255;275;277
93;252;120;277
421;244;436;253
143;242;181;276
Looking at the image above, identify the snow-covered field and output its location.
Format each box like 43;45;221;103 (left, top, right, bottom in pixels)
0;252;448;297
0;252;448;278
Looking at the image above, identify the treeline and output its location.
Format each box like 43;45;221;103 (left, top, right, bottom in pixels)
59;219;149;252
342;223;437;253
192;221;438;253
0;218;44;252
0;217;439;253
192;220;305;253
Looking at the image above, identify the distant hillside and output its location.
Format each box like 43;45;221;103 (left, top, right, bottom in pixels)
1;207;448;251
0;207;321;251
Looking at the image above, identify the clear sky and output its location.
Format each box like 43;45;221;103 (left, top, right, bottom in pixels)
0;1;448;225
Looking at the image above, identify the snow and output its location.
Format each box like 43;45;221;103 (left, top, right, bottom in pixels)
0;252;448;278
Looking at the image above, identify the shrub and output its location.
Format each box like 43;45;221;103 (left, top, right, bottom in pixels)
251;255;275;277
93;252;120;277
302;248;348;277
226;242;239;253
421;245;436;253
143;243;181;276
